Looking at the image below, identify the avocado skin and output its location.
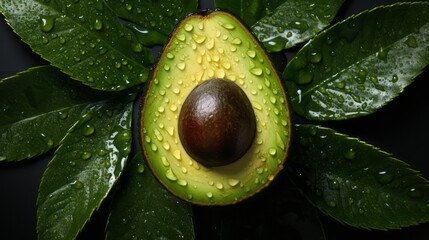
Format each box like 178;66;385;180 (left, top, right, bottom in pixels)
178;78;256;167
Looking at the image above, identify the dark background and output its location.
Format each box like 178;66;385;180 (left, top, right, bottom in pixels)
1;0;428;239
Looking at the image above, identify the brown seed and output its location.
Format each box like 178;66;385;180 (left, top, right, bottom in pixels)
178;78;256;167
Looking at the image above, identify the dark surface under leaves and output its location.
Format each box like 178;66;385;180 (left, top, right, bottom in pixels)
1;0;429;240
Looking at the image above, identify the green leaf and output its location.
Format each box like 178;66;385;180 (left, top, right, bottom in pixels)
252;0;346;52
194;172;325;240
106;152;194;240
105;0;198;46
0;66;114;162
284;2;429;120
37;95;134;240
214;0;284;27
0;0;153;91
289;124;429;230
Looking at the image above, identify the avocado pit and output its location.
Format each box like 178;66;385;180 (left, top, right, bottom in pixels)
178;78;256;167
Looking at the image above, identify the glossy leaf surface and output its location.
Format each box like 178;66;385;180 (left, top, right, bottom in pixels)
106;152;194;240
253;0;346;52
290;124;429;230
37;95;134;240
0;0;153;91
0;66;113;161
105;0;198;46
284;2;429;120
194;171;326;240
214;0;284;27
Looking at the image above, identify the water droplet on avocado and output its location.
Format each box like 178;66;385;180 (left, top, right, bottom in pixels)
222;62;231;70
40;15;55;32
247;50;256;58
206;39;215;50
177;62;186;70
193;34;206;44
250;67;263;76
276;133;285;150
184;23;193;32
154;129;163;141
166;127;174;136
228;178;240;187
176;34;186;41
221;23;235;30
173;150;181;160
161;156;170;167
169;104;178;112
166;168;177;181
166;52;175;59
151;144;158;152
162;142;170;150
197;22;204;30
206;192;213;198
177;179;188;186
215;182;224;190
231;38;242;45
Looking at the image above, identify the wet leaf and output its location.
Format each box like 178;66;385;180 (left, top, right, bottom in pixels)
214;0;284;27
194;171;326;240
0;66;113;162
252;0;346;52
106;152;194;240
284;2;429;120
0;0;153;91
105;0;198;46
37;95;134;240
290;124;429;230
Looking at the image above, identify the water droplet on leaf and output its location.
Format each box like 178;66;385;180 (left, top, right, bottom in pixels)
71;180;84;189
82;124;95;136
94;18;103;31
40;15;55;32
376;171;393;185
136;163;145;174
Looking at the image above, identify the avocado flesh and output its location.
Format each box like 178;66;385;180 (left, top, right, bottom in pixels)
141;11;291;205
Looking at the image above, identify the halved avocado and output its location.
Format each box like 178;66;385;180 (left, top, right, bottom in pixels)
140;10;291;205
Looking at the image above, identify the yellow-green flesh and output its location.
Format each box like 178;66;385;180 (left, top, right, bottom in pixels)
141;11;291;205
